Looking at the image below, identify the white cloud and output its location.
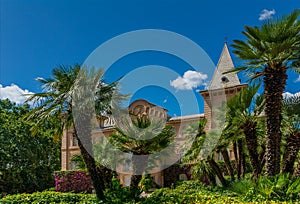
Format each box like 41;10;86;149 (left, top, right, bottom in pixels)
283;92;300;99
170;70;208;91
35;77;45;81
0;84;34;104
295;75;300;83
259;9;276;21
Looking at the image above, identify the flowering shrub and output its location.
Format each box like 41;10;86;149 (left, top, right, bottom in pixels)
54;170;93;193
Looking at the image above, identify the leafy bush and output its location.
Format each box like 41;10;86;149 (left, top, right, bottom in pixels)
104;178;143;204
0;100;61;194
141;180;300;204
2;179;298;203
230;174;300;202
71;155;87;170
229;179;255;196
0;191;100;204
0;179;141;204
54;171;93;193
249;174;300;202
141;180;241;204
140;175;156;193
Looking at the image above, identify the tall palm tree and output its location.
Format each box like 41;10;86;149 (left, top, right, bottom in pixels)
222;121;246;180
183;120;216;184
229;10;300;176
214;133;235;181
26;65;118;199
183;120;229;186
225;85;265;178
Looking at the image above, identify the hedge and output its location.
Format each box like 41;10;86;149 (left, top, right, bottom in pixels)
1;181;296;204
0;191;99;204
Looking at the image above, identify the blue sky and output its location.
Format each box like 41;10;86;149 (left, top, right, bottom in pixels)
0;0;299;116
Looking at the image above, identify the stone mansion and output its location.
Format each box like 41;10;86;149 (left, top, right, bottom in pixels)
61;43;247;187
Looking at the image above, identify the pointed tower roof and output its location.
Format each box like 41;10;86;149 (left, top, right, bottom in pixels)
208;43;240;90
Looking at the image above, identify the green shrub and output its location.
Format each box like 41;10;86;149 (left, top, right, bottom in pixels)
3;178;299;204
142;180;299;203
253;174;300;202
229;179;255;196
104;178;142;204
0;100;61;194
140;175;156;193
230;174;300;202
0;191;100;204
71;155;87;170
141;180;241;204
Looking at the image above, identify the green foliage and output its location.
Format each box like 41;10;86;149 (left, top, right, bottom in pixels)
253;174;300;202
224;85;266;148
189;161;214;184
225;85;265;127
110;117;175;155
141;180;241;204
0;191;100;204
25;65;82;138
182;120;207;163
25;65;126;199
182;120;215;183
140;175;156;193
231;9;300;75
71;155;87;170
92;136;122;175
229;179;256;197
3;178;300;203
0;99;61;194
109;116;175;190
282;93;300;145
231;9;300;176
103;178;141;204
230;174;300;202
1;179;139;204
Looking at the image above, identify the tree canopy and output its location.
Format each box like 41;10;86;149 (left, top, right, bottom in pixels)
0;99;61;194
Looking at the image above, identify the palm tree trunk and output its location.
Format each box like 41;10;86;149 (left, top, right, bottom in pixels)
74;123;106;199
220;149;235;181
97;165;113;189
238;139;246;179
237;139;243;179
293;157;300;178
243;120;261;178
207;157;228;187
282;131;300;174
208;172;217;186
233;141;241;179
258;145;266;174
264;67;287;176
241;151;246;179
